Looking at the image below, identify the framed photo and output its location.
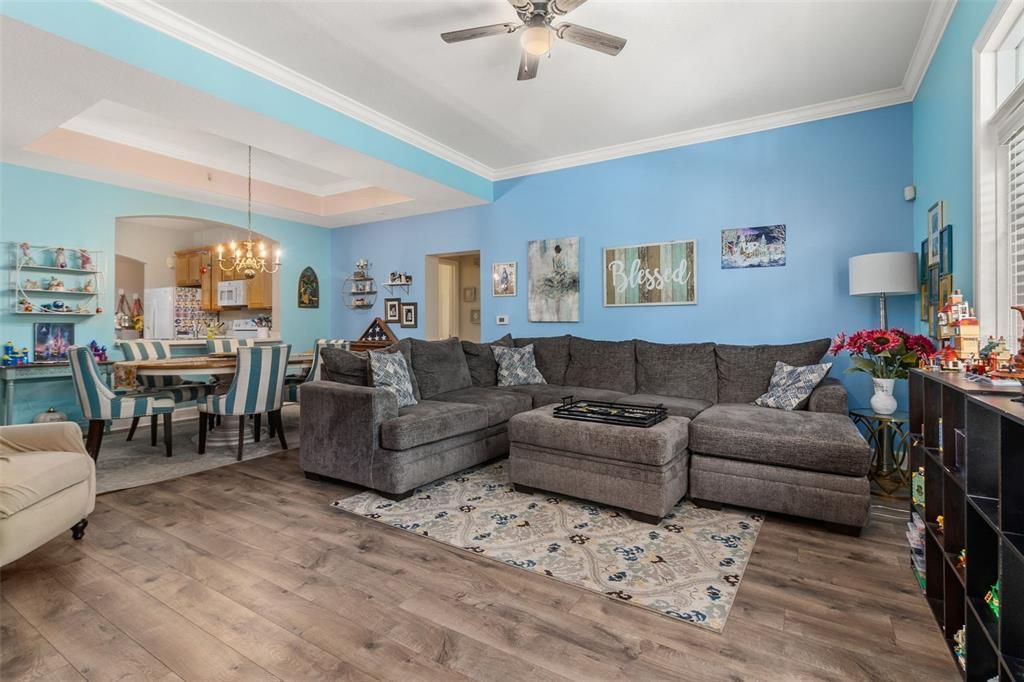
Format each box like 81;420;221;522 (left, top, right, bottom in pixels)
939;274;953;307
604;240;696;306
920;282;928;321
463;287;477;303
384;297;401;323
470;309;481;325
928;305;937;338
927;201;944;266
400;301;418;328
919;239;928;282
33;322;74;361
928;265;939;304
940;224;953;275
492;262;517;297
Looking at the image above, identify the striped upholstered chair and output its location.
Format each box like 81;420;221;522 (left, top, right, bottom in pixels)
117;340;215;441
283;338;348;403
206;338;256;354
68;346;175;460
198;344;291;460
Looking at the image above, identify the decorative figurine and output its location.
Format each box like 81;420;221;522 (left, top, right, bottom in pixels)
22;278;40;291
957;549;966;570
46;276;65;291
18;242;34;266
953;626;965;670
79;249;94;271
354;258;371;279
985;581;1001;618
88;340;107;362
82;278;95;293
54;247;68;269
95;306;103;314
936;515;944;533
19;298;33;312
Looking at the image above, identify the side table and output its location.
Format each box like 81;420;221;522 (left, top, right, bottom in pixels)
850;409;911;498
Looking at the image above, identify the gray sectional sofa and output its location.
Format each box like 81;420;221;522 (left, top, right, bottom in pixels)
300;334;873;532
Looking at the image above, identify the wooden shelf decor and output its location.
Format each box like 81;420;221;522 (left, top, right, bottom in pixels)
909;369;1024;681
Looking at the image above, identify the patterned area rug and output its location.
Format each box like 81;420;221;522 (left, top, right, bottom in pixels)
332;460;763;632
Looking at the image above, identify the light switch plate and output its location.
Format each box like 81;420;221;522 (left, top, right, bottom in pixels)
496;315;509;325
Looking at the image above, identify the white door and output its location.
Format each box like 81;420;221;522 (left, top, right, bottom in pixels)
436;259;460;339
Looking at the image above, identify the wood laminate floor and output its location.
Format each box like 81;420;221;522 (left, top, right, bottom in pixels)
1;450;958;681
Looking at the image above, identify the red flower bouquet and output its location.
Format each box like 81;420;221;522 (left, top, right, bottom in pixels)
831;328;936;379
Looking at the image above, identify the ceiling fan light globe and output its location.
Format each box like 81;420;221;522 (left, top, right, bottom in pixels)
521;26;551;56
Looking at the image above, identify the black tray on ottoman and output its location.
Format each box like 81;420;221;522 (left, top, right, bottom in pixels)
551;396;668;428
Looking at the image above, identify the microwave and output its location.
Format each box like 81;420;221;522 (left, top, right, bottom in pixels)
217;280;247;306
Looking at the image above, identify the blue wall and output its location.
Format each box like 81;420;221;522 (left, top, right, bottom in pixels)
912;0;996;330
1;163;333;423
333;104;915;408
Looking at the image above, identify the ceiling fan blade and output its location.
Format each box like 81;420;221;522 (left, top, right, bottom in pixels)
507;0;535;14
517;51;540;81
549;0;588;16
555;23;626;56
441;23;518;43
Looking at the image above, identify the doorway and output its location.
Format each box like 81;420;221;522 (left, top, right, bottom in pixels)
425;251;481;342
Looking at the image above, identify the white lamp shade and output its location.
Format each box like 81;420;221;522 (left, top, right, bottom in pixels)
848;252;918;296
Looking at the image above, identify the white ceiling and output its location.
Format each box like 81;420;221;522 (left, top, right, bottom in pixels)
145;0;941;172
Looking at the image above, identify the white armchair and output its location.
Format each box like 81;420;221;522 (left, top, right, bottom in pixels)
0;422;96;567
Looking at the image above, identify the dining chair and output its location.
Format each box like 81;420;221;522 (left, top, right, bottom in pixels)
283;338;348;403
68;346;175;460
206;338;256;354
198;344;291;460
117;340;215;442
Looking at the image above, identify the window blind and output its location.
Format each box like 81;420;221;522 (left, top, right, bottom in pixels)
1010;131;1024;340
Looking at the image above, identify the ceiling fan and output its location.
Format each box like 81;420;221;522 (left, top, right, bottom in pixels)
441;0;627;81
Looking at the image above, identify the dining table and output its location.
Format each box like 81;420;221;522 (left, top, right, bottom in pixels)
113;352;314;390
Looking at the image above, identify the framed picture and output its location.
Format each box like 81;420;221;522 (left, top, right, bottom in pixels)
919;239;928;282
528;237;580;322
939;274;953;307
721;225;786;269
400;301;418;328
492;262;517;297
920;282;928;321
384;297;401;323
470;309;481;325
927;201;944;266
928;265;939;304
940;224;953;275
463;287;477;303
603;240;697;306
928;305;937;339
297;266;320;308
33;322;74;361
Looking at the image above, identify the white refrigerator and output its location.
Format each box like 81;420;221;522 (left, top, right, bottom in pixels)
143;287;176;340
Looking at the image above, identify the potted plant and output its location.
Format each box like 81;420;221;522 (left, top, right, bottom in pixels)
253;314;272;339
831;328;936;415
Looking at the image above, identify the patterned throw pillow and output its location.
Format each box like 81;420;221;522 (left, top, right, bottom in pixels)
754;361;832;411
369;349;418;408
492;344;547;387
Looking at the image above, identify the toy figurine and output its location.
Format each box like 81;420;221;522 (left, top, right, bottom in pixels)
19;298;33;312
957;549;966;570
46;276;64;291
22;278;40;291
54;247;67;269
82;279;95;293
953;627;965;670
985;581;1001;618
936;515;944;533
79;249;94;271
19;348;28;365
18;242;34;266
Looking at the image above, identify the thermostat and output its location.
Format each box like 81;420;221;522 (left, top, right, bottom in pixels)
496;315;509;325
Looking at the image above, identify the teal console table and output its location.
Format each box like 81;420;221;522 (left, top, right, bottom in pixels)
0;361;113;425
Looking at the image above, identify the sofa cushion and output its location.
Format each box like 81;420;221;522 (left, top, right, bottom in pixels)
626;394;713;419
368;349;418;408
715;338;831;404
497;385;629;408
319;347;369;386
514;335;570;384
0;450;93;518
379;400;489;451
688;403;870;477
635;340;718;403
386;338;420;399
564;337;636;393
410;338;473;399
461;334;513;387
432;387;533;427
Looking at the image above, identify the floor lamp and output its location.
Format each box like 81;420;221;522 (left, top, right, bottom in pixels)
849;252;918;329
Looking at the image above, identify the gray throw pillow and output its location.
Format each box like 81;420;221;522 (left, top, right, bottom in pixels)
755;361;832;411
319;347;369;386
369;349;418;408
386;338;420;399
493;344;547;386
461;334;513;387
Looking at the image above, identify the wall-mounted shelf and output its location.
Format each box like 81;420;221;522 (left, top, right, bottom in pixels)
15;264;98;276
7;242;105;322
343;275;377;310
10;310;97;317
383;280;412;294
12;288;99;297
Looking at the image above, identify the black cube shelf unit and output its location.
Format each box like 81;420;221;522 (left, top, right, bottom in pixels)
909;369;1024;681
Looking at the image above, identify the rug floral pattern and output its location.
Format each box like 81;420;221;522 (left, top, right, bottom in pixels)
331;461;762;632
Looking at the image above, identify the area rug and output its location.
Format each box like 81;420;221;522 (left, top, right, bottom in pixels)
331;460;763;632
96;406;299;494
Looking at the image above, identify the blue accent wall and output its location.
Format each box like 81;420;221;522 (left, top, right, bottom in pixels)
1;163;333;423
912;0;997;327
332;105;915;408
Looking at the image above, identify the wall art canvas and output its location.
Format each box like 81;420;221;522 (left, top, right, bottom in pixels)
721;225;786;269
920;239;928;282
940;224;953;276
527;237;580;322
297;266;320;308
492;262;517;297
603;240;697;306
34;322;74;361
927;201;944;266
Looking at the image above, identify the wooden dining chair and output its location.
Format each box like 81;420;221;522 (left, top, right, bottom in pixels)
198;344;291;460
68;346;175;460
206;338;256;354
117;340;215;442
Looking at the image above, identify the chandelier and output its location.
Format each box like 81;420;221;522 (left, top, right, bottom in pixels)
217;145;281;279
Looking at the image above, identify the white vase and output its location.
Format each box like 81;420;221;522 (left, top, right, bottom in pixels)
870;378;898;415
256;327;270;339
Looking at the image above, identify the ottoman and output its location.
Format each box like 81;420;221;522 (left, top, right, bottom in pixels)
507;406;690;523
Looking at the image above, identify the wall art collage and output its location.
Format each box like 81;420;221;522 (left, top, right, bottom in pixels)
921;200;953;338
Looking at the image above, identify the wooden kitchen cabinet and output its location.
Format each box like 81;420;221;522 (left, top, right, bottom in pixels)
175;250;204;287
200;252;221;311
246;270;273;309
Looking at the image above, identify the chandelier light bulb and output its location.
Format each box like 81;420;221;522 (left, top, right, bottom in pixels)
521;25;551;56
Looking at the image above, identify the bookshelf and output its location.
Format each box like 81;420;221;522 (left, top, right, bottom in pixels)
909;369;1024;680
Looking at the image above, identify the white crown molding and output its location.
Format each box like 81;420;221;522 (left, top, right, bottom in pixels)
96;0;496;181
903;0;958;100
491;87;912;180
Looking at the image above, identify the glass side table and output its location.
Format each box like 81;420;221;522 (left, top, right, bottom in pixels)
850;409;911;498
